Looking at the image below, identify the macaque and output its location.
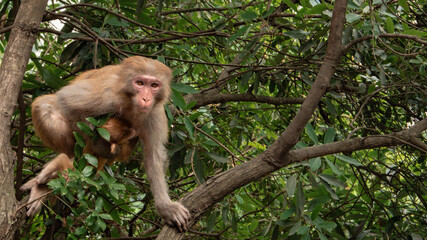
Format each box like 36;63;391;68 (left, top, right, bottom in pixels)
21;118;136;216
21;56;190;232
85;117;138;170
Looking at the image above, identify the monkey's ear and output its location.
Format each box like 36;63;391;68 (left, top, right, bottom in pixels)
128;129;136;140
110;143;118;154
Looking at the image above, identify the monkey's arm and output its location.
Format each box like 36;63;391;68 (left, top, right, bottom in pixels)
139;108;190;232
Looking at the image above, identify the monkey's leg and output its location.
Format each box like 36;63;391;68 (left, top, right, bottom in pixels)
21;154;73;216
36;153;74;184
32;94;75;157
20;181;50;217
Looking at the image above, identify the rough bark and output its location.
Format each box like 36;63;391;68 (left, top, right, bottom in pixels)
157;0;349;238
0;0;48;239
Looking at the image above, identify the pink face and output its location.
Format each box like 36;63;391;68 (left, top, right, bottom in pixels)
132;75;162;113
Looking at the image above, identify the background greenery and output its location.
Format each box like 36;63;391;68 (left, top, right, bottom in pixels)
1;0;425;239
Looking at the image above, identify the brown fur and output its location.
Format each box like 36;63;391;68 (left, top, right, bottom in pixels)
22;56;189;232
84;118;137;169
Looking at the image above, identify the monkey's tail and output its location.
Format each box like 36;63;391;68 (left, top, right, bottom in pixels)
32;94;75;157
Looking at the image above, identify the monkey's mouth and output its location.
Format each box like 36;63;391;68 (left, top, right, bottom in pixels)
138;106;151;113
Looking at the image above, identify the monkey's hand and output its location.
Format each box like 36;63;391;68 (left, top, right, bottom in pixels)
156;201;190;232
21;179;50;216
36;171;59;185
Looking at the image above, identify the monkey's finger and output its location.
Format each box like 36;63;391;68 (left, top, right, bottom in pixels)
27;200;42;217
173;218;185;233
21;178;37;191
174;213;189;232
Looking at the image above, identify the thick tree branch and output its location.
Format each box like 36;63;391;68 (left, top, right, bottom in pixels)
269;0;348;160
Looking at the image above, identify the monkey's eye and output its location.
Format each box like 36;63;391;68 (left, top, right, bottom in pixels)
135;80;144;86
151;83;159;88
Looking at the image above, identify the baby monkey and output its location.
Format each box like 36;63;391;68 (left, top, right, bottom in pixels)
21;118;137;216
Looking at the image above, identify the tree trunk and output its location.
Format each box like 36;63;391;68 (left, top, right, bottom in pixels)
0;0;48;239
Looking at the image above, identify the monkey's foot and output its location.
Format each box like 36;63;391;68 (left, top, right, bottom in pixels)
156;201;190;232
21;179;50;216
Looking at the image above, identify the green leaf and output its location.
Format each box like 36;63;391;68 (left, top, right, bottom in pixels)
95;198;103;212
171;83;198;94
240;71;252;93
104;14;129;27
194;153;205;184
297;225;309;235
286;175;297;197
319;233;328;240
319;174;346;188
184;116;195;140
280;209;294;220
320;178;339;200
75;226;86;235
309;158;322;171
324;127;336;143
97;114;111;126
97;127;111;142
248;219;259;231
313;217;337;232
171;89;187;110
289;222;302;236
99;171;116;185
228;25;251;44
97;217;107;231
110;183;126;191
334;154;363;166
109;209;122;224
296;182;305;214
346;13;362;23
398;0;409;12
325;158;343;176
86;117;99;127
73;132;85;147
82;166;94;177
76;122;94;136
385;17;394;33
33;59;66;89
207;153;229;163
84;153;98;168
283;30;309;39
99;213;113;220
309;3;327;14
283;0;298;12
206;211;218;233
240;11;257;21
305;123;318;144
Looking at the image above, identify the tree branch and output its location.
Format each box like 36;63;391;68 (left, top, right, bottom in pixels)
342;33;427;53
189;93;305;109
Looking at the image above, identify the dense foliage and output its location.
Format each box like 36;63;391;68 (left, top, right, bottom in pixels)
1;0;425;239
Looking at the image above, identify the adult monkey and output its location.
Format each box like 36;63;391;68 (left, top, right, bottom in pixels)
23;56;190;232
